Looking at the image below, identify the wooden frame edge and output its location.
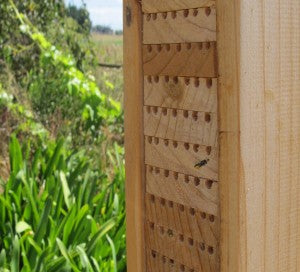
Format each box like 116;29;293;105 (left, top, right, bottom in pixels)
123;0;146;271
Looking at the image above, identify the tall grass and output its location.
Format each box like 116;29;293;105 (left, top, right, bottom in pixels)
0;136;126;271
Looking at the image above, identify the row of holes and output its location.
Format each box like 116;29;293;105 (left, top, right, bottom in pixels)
149;221;215;254
145;106;212;122
146;165;215;189
146;136;212;156
150;250;195;272
146;75;214;88
148;194;216;222
146;42;214;53
145;7;212;21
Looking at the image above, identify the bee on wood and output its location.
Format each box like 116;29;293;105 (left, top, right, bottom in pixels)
194;159;210;169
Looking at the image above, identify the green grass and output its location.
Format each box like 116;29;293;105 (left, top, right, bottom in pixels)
91;33;123;104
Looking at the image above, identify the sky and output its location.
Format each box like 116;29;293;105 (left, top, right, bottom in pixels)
66;0;123;30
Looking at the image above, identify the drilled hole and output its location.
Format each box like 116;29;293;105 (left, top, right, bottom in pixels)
183;110;189;118
164;170;169;177
179;234;184;242
201;212;207;219
184;78;190;85
192;111;198;121
172;109;177;117
146;106;151;114
168;201;174;208
162;12;167;19
188;238;194;246
155;167;160;174
147;75;152;83
164;75;169;82
184;143;190;150
157;44;162;52
173;141;178;148
152;13;157;20
200;243;206;251
167;229;173;237
146;14;151;21
206;146;212;155
198;43;203;50
193;144;199;153
184;175;190;183
205;7;211;16
162;108;167;116
160;198;166;206
205;113;211;123
190;208;195;216
151;250;156;258
148;136;153;144
183;9;189;17
150;195;155;203
194;177;200;186
173;172;179;180
206;179;213;189
165;44;171;51
194;78;200;87
150;222;155;229
208;246;214;255
180;264;185;271
154;76;159;83
162;256;167;263
147;45;152;52
205;42;211;49
173;76;178;84
206;78;213;88
169;259;174;265
164;139;169;146
148;165;154;173
171;11;177;19
176;44;182;52
154;137;159;145
152;107;158;114
193;9;198;16
209;215;215;222
186;43;192;50
179;204;185;212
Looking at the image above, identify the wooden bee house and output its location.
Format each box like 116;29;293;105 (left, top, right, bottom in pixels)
124;0;300;271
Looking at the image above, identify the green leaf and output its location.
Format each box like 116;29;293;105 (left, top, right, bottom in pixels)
11;236;20;272
56;238;80;272
59;172;72;209
16;221;32;234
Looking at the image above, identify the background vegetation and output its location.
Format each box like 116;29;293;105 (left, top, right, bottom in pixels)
0;1;124;271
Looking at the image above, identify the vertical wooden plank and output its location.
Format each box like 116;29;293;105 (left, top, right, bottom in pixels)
123;0;145;271
218;0;300;271
216;1;241;271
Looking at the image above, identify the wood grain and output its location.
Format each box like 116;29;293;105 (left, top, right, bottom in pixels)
145;222;219;271
143;42;217;78
145;137;218;181
146;165;219;215
142;0;215;13
145;192;220;246
218;0;300;271
143;8;216;44
144;76;217;113
144;106;218;147
146;249;196;272
123;1;145;271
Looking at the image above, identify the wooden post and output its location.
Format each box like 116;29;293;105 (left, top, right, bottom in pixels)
124;0;300;271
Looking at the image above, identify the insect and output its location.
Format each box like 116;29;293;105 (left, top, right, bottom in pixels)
194;159;210;169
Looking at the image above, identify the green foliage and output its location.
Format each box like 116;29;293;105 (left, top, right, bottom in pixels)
0;137;126;271
66;4;92;34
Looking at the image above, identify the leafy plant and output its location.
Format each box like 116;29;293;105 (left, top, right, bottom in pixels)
0;136;126;271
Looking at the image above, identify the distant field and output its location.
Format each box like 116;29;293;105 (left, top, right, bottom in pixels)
91;33;124;104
